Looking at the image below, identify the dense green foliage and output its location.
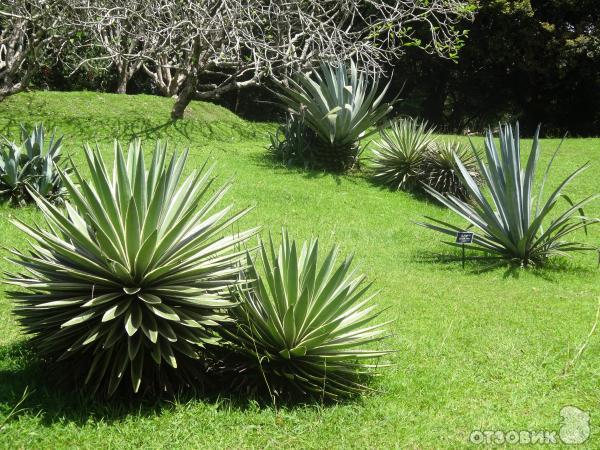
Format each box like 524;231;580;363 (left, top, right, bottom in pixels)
277;62;392;171
1;93;599;448
420;123;598;266
226;231;389;399
6;139;256;395
0;124;66;205
395;0;600;135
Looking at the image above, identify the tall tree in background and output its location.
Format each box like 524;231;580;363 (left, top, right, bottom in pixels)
0;1;67;100
147;0;474;120
67;1;155;94
395;0;600;135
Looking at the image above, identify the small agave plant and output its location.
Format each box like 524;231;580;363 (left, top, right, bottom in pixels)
225;230;390;399
0;124;67;205
420;123;599;266
423;140;480;200
267;113;315;167
277;61;393;172
6;140;257;395
371;118;436;191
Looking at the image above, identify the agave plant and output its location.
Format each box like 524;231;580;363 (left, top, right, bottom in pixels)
0;123;67;205
267;113;315;167
423;140;480;200
419;123;599;266
277;61;393;171
371;118;436;190
6;139;257;395
224;230;390;399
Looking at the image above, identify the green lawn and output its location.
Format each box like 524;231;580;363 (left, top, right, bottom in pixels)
1;91;599;449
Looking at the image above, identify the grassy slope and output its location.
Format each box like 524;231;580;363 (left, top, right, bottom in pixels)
0;91;599;449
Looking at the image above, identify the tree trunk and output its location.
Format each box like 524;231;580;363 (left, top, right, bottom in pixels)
168;79;181;97
0;82;23;101
116;70;128;94
171;74;197;120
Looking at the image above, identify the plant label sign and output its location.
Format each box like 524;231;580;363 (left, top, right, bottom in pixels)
456;231;474;244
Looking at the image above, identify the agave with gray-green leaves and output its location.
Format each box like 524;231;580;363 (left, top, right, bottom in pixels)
0;123;67;205
267;113;315;167
423;140;480;200
6;139;257;395
277;61;393;171
419;123;599;266
225;230;390;399
371;118;436;190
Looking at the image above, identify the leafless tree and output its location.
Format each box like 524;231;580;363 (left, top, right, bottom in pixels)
0;0;67;100
65;1;156;94
138;0;474;119
142;54;186;98
1;0;473;115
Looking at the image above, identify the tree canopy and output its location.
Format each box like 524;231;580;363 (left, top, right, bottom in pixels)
395;0;600;135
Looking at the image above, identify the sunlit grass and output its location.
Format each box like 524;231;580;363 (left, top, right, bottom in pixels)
0;91;599;448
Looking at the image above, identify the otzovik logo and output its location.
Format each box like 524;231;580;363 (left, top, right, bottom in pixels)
560;406;590;445
469;406;590;445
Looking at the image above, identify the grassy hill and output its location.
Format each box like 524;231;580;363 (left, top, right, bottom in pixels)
0;91;599;448
0;91;274;144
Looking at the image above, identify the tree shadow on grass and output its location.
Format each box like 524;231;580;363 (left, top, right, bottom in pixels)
0;115;267;148
0;341;359;429
249;151;368;187
412;249;598;281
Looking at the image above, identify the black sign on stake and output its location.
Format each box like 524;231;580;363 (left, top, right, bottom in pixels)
455;231;474;268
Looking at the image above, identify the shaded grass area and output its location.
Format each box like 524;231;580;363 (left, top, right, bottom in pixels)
0;91;599;448
0;91;274;143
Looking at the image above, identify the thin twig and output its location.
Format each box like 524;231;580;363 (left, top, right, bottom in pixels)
0;387;32;432
562;297;600;376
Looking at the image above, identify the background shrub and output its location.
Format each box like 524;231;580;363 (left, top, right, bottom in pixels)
423;140;480;200
0;124;67;206
371;118;436;191
267;114;315;168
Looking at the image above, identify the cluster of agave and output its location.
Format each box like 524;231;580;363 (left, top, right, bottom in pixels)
275;61;393;172
371;118;480;199
6;139;390;398
271;60;479;198
420;123;599;266
4;119;598;400
0;124;67;205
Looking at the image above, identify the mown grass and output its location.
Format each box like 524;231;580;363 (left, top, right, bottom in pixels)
0;91;599;448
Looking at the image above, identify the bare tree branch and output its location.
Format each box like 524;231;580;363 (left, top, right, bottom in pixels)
64;0;157;93
139;0;474;119
0;0;68;100
1;0;473;114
